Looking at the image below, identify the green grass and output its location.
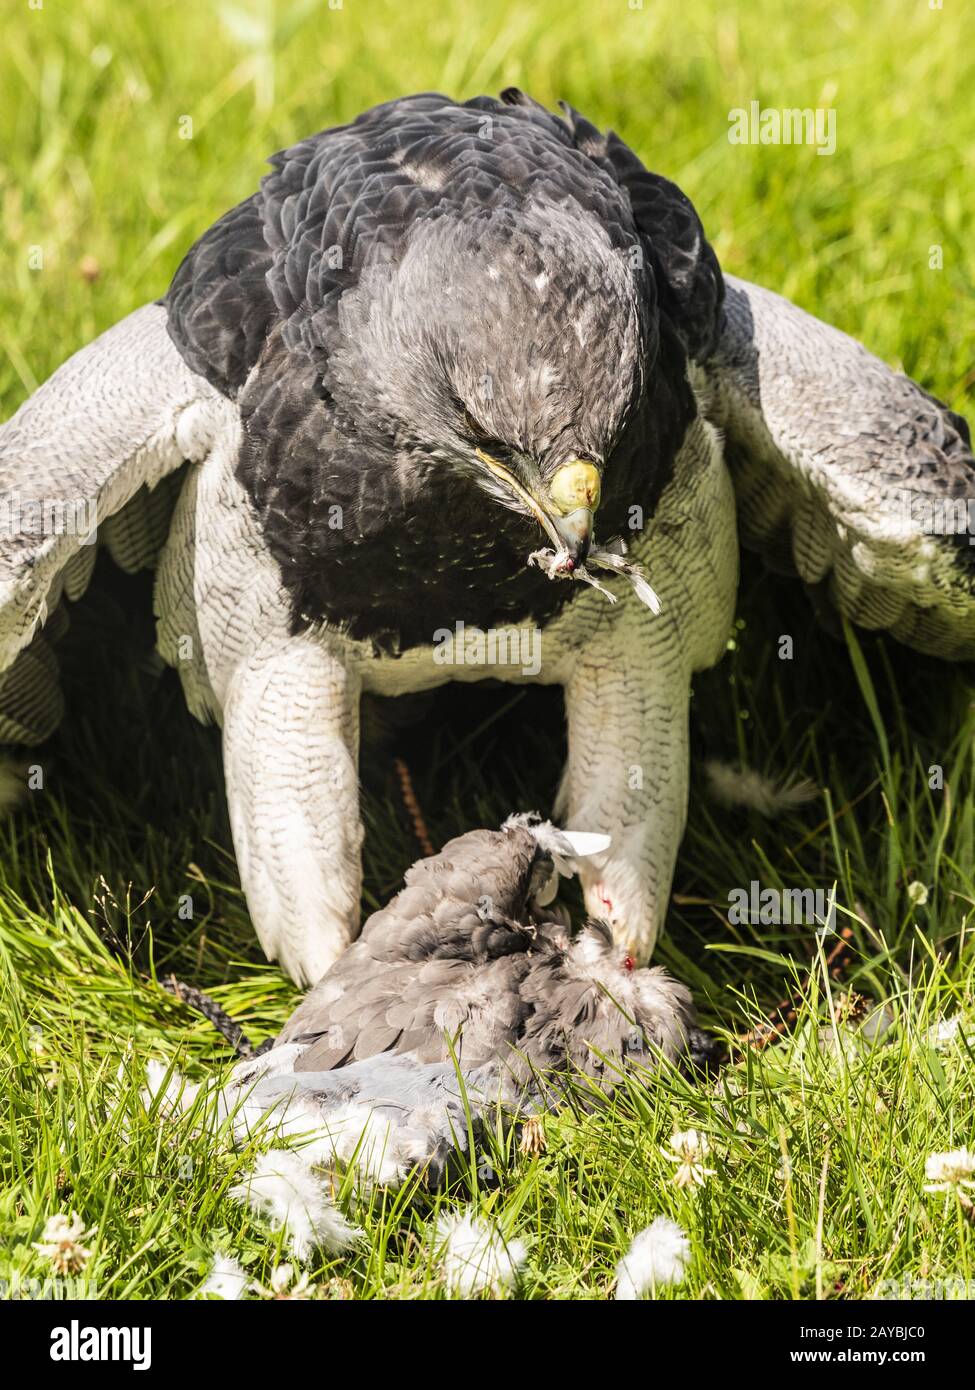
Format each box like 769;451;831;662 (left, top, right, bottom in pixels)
1;0;973;1300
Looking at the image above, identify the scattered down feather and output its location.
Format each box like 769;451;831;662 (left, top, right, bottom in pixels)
435;1208;527;1298
198;1254;248;1301
615;1217;690;1299
229;1149;360;1259
704;760;818;816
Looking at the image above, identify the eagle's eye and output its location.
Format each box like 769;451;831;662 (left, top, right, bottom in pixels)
462;408;488;440
461;409;515;465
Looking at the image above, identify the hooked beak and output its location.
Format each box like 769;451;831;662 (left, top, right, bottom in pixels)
474;452;601;568
548;506;593;568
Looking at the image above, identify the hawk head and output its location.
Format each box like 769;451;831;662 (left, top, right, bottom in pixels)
328;200;661;572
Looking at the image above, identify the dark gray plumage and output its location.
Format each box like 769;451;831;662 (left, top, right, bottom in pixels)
170;89;698;647
220;819;698;1185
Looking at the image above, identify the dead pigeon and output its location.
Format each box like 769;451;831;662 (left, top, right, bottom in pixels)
215;817;699;1185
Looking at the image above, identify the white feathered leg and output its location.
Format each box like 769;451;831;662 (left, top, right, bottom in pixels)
556;405;738;961
556;605;691;960
223;634;363;987
159;403;364;986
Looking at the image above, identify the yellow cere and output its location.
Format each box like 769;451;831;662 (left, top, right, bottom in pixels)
548;460;601;516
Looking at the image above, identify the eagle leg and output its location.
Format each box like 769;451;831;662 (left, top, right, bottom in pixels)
555;411;738;962
555;610;692;963
222;634;363;987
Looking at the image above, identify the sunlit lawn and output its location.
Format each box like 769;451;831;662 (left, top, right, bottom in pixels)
0;0;972;1299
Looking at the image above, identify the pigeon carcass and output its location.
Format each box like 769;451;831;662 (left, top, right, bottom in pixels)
2;90;973;983
211;818;701;1186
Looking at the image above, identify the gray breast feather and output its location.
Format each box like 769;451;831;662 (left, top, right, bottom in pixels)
224;1051;496;1187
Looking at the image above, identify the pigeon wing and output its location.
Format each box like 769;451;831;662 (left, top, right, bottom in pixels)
279;826;541;1067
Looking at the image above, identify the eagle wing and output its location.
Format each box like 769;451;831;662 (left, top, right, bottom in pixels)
0;305;221;740
707;275;975;659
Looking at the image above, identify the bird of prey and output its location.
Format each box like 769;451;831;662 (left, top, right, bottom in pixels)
1;89;973;984
217;817;699;1185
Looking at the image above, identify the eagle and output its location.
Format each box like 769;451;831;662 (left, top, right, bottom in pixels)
1;90;972;984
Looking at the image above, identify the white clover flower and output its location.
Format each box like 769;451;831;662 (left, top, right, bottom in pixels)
907;881;929;907
661;1128;716;1189
251;1262;315;1300
518;1115;547;1156
924;1147;975;1196
33;1212;94;1275
616;1217;690;1299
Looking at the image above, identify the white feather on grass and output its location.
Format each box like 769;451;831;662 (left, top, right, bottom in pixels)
435;1208;527;1298
615;1217;690;1299
141;1057;201;1117
927;1014;966;1048
705;760;818;816
107;1055;199;1136
230;1149;360;1259
199;1253;249;1300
